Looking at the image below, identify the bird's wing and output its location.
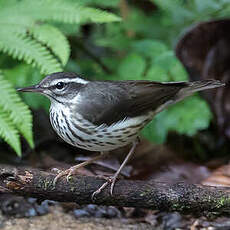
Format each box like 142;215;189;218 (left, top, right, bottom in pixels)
76;81;187;126
124;81;187;116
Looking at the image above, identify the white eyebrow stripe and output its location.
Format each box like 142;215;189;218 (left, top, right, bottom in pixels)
69;78;89;84
51;78;89;86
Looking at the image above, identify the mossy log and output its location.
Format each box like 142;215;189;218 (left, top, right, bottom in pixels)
0;164;230;216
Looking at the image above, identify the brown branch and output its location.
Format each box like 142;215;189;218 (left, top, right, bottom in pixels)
0;164;230;216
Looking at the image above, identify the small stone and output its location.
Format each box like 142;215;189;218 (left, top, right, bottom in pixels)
73;209;90;218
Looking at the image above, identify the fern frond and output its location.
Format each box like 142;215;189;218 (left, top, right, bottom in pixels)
0;0;120;75
0;0;121;156
0;30;62;74
0;24;28;35
30;24;70;66
0;0;121;24
0;73;34;149
0;18;34;28
0;0;35;26
75;0;120;8
0;108;21;156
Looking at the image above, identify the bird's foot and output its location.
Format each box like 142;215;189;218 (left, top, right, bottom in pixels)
91;174;119;201
53;153;107;186
92;139;139;201
53;164;83;186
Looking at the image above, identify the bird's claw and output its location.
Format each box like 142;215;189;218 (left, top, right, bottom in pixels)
110;177;117;195
66;170;74;182
53;167;119;201
53;168;73;186
91;176;117;201
66;174;70;182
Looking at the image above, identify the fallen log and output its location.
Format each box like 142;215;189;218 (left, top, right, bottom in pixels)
0;164;230;216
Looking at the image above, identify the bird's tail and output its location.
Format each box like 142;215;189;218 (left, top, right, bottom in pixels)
153;79;224;115
176;79;225;100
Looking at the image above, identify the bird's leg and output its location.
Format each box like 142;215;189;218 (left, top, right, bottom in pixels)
53;151;109;185
92;138;139;199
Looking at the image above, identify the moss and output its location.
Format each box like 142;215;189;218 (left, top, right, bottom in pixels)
70;186;75;192
43;179;51;191
215;197;230;209
171;202;186;212
37;178;45;188
67;176;73;182
140;192;145;197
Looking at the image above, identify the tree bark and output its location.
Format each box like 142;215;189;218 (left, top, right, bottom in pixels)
0;164;230;216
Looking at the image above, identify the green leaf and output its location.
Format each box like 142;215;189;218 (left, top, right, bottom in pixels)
0;0;121;75
131;40;168;59
4;63;40;86
4;65;50;111
30;24;70;66
0;109;21;155
166;96;212;135
75;0;120;8
169;59;188;81
194;0;221;13
96;23;130;49
50;22;80;35
141;111;168;144
0;0;121;24
0;72;34;148
0;0;122;156
118;53;146;80
145;50;188;82
0;30;62;74
141;96;212;143
146;65;169;82
153;51;176;71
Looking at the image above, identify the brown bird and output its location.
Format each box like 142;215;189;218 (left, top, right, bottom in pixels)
18;72;224;198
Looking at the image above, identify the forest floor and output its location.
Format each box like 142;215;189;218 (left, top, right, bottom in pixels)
1;110;230;229
0;207;151;230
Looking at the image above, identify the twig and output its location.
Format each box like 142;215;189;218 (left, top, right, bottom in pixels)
0;164;230;216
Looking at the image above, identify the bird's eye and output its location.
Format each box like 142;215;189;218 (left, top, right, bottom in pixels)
55;82;65;90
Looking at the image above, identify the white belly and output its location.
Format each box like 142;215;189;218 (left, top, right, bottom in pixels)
50;104;153;151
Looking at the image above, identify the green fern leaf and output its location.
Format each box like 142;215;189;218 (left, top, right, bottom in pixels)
0;0;120;75
0;24;28;35
76;0;120;8
3;0;121;24
0;29;62;74
30;24;70;66
0;73;34;149
0;108;21;156
141;95;212;144
0;0;34;27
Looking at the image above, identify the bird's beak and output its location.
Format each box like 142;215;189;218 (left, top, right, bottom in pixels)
17;84;43;93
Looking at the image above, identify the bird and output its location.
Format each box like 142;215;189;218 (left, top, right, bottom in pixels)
17;72;224;198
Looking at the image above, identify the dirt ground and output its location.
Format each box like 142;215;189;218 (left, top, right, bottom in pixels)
0;207;152;230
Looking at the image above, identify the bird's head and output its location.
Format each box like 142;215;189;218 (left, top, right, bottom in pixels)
17;72;88;104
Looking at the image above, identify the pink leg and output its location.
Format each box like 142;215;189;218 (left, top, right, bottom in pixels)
53;152;109;185
92;139;138;200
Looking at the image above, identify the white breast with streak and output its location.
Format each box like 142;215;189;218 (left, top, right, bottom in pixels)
50;102;153;152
